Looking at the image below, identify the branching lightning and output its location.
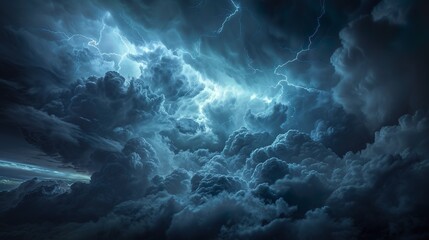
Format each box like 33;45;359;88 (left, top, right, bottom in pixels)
115;30;133;72
273;0;326;92
216;0;240;34
33;1;325;128
41;13;135;74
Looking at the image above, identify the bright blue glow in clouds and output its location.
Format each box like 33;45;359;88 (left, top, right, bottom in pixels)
2;1;429;238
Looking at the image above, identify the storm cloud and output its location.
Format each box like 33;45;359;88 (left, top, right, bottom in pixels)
1;0;429;239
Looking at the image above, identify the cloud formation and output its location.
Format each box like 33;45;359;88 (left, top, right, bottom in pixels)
1;0;429;239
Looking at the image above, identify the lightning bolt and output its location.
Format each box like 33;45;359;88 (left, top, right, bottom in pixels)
216;0;240;34
40;13;134;74
273;0;326;92
213;0;262;74
115;31;133;72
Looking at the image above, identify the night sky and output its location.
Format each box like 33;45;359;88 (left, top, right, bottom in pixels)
1;0;429;239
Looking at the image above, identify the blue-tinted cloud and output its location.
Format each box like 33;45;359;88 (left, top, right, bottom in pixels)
1;0;429;239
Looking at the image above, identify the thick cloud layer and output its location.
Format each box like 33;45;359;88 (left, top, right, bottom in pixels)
332;0;429;129
1;0;429;239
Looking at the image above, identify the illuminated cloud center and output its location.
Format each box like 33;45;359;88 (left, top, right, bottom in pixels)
51;15;275;130
2;1;429;239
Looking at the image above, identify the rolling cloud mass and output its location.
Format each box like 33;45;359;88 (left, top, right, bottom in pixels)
0;0;428;239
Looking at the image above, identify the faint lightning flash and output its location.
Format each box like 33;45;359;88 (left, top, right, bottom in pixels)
216;0;240;34
41;13;134;73
273;0;326;92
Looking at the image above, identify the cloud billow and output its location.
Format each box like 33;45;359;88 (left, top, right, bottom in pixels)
1;0;429;239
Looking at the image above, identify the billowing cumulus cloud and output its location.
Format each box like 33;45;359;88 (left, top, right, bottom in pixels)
1;0;429;239
245;103;288;134
331;0;429;129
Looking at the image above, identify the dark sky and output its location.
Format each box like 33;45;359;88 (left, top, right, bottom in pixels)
1;0;429;239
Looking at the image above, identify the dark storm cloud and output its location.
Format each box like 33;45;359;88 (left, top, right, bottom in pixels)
172;149;215;171
66;71;165;131
5;106;121;169
275;83;371;155
223;127;272;157
245;103;288;134
0;178;70;212
332;0;429;129
245;129;339;172
327;111;429;238
249;157;289;186
0;136;161;229
1;0;429;239
0;0;113;83
1;71;166;171
1;111;429;239
99;0;372;88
